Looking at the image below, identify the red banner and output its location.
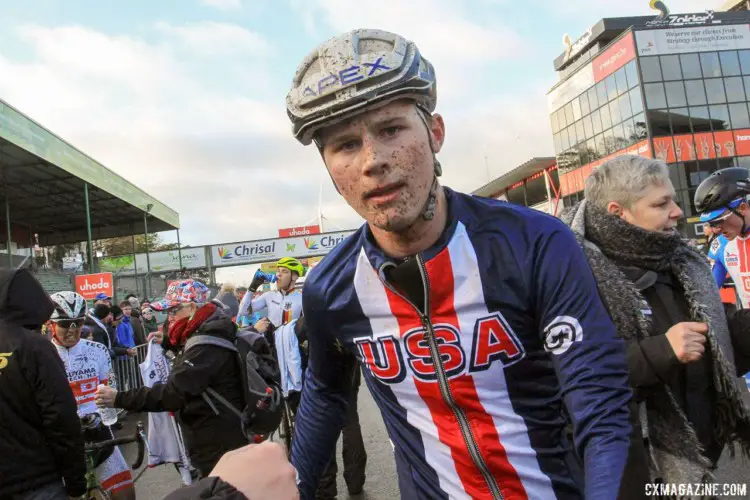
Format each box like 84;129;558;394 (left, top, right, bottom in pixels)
278;225;321;238
593;32;635;83
693;132;717;160
673;134;697;162
75;273;114;301
733;129;750;156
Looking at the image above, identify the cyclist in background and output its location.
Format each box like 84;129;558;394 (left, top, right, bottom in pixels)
238;258;305;334
695;168;750;308
48;291;136;500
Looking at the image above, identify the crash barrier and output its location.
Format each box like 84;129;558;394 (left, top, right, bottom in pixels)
112;343;150;392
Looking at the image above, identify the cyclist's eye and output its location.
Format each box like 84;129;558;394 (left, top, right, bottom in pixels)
337;139;359;152
382;126;401;138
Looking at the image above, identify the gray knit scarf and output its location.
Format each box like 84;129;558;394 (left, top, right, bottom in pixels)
561;200;750;488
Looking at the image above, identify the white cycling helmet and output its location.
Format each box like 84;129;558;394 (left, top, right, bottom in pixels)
286;29;437;146
50;291;87;322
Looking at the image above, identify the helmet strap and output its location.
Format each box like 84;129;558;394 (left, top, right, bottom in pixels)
416;107;442;221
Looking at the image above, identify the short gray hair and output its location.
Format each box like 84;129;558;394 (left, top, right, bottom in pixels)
584;155;671;210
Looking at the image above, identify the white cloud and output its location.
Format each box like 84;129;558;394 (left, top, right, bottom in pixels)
155;21;271;57
200;0;243;11
440;84;555;193
0;23;347;247
0;9;555;250
298;0;526;100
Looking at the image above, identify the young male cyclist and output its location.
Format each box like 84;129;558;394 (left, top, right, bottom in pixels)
238;257;305;334
695;167;750;391
48;291;136;500
286;29;634;499
696;167;750;307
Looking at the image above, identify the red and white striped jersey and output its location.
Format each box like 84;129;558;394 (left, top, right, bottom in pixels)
53;339;111;417
720;234;750;308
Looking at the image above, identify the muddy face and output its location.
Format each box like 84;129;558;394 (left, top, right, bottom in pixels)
319;100;445;232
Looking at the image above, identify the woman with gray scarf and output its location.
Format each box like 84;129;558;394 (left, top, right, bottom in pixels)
561;155;750;489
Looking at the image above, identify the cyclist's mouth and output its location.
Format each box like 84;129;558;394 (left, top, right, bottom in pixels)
365;182;405;205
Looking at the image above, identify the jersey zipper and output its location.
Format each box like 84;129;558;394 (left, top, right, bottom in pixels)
380;254;503;499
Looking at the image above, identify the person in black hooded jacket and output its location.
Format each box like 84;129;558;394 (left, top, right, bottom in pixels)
85;303;134;359
0;268;86;499
96;279;248;476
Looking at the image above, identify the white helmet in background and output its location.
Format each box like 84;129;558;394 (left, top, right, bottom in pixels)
49;291;87;322
286;29;437;147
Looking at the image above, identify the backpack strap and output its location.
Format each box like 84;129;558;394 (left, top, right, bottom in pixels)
184;334;238;353
204;387;244;419
183;335;244;418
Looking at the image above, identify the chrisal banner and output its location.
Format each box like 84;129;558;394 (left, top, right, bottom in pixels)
75;273;114;301
593;32;635;83
278;225;321;238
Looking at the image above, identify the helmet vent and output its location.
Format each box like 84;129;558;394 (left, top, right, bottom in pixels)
358;38;393;55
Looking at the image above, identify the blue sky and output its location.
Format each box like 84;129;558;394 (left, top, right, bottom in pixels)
0;0;723;259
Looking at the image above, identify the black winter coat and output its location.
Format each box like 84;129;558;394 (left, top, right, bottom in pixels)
0;268;86;497
115;302;247;475
84;316;130;357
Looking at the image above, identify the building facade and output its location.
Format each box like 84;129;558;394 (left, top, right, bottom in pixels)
472;158;561;215
549;7;750;239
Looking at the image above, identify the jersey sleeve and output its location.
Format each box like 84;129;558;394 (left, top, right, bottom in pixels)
237;291;253;317
290;279;355;499
98;344;113;384
533;224;633;499
713;259;728;287
708;237;729;287
251;293;267;313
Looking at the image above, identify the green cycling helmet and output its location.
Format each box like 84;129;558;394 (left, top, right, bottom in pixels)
277;257;305;277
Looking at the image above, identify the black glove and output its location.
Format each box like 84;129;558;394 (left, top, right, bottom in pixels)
248;275;266;292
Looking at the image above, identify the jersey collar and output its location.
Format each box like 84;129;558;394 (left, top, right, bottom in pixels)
361;187;459;272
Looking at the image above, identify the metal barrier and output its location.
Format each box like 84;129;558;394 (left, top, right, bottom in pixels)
112;343;150;392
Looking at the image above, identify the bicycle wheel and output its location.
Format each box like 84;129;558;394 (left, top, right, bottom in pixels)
88;487;111;500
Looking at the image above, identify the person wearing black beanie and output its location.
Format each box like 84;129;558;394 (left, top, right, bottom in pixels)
84;304;132;358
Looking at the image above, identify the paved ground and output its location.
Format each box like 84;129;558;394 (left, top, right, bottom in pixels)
120;389;750;500
119;386;399;499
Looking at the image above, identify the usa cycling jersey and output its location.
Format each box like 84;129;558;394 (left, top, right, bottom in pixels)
53;338;111;417
718;235;750;309
707;235;729;286
291;188;632;500
238;289;302;327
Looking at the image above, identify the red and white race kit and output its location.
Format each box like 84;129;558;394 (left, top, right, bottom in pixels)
53;338;133;494
721;234;750;308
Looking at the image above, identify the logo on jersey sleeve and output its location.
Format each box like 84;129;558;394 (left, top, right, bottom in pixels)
543;316;583;356
726;252;739;267
710;238;721;254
